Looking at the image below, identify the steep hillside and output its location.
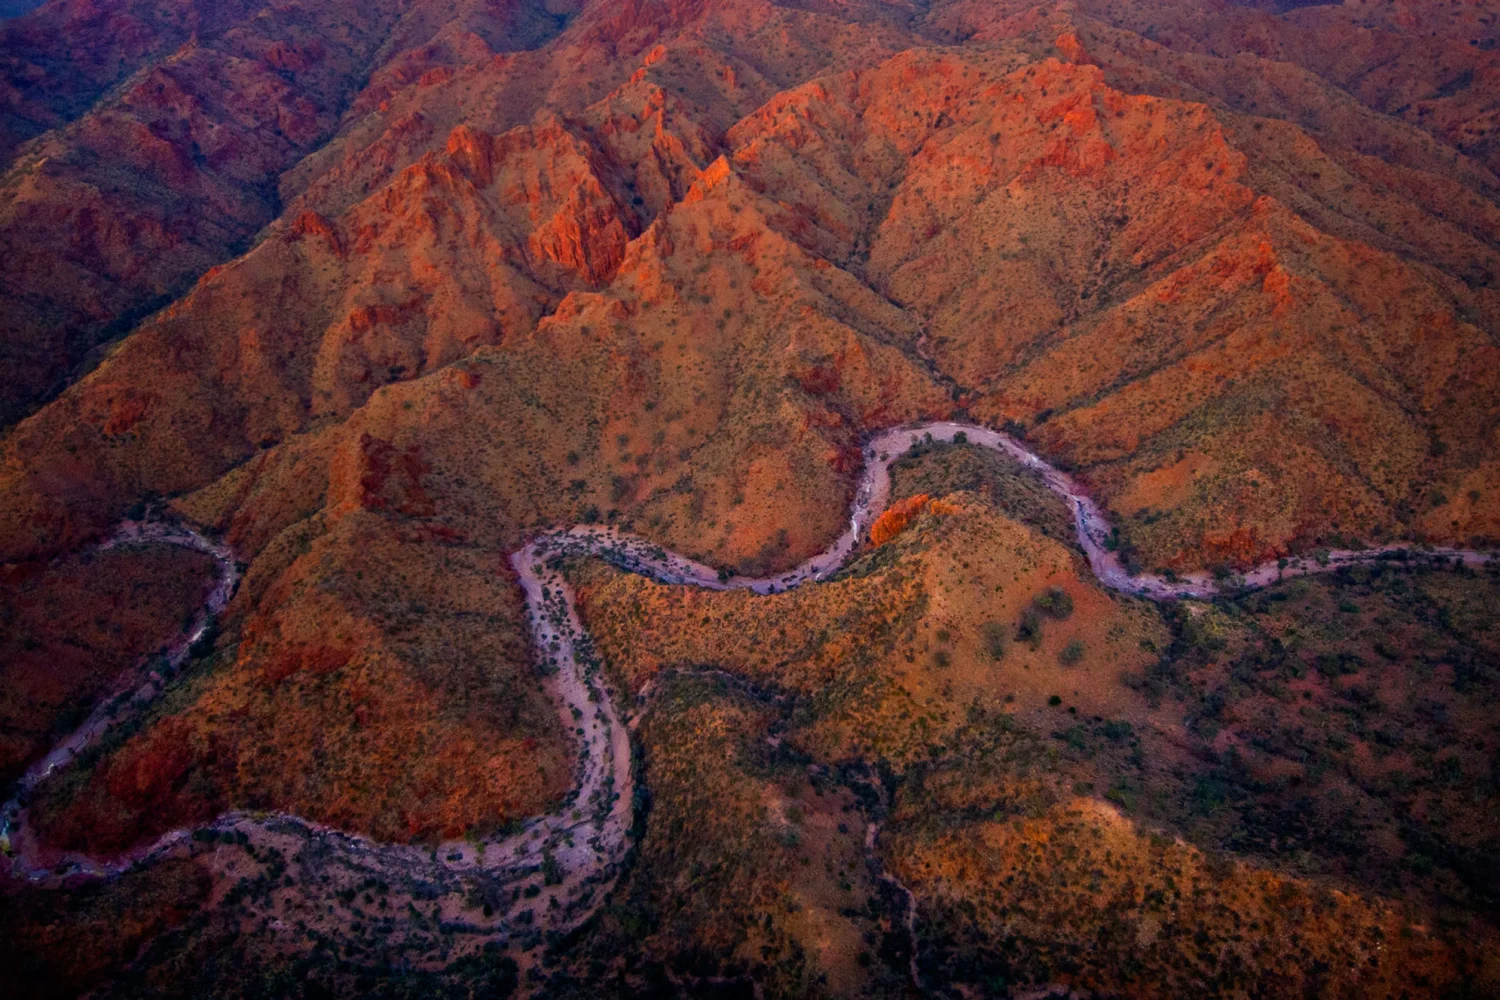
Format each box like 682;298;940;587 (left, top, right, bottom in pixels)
5;0;1500;996
0;539;218;792
0;0;580;426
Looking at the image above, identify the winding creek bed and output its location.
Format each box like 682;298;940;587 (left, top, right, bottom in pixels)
4;420;1496;977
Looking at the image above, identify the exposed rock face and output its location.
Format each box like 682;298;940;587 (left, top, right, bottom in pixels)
0;0;580;427
869;492;948;545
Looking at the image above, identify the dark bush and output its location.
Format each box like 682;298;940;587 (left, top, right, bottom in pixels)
1036;587;1075;619
1017;608;1044;648
981;621;1008;661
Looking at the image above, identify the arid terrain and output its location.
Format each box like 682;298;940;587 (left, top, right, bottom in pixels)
3;0;1500;996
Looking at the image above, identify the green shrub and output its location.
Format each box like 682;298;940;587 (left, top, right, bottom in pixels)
1036;587;1075;619
1059;638;1085;665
